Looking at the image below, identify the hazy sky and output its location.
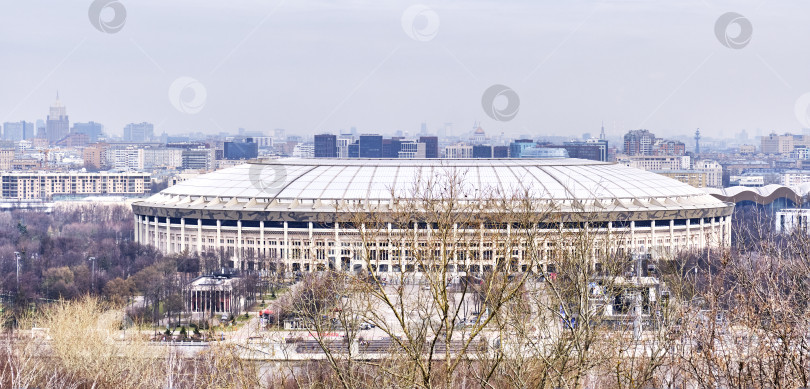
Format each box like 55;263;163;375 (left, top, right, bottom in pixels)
2;0;809;139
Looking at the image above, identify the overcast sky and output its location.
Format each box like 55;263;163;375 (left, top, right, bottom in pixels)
1;0;809;139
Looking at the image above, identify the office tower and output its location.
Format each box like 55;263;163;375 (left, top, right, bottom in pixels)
72;121;103;142
123;122;154;142
509;139;534;158
493;146;509;158
348;141;359;158
36;119;45;139
398;141;426;158
359;134;383;158
419;136;438;158
382;138;402;158
224;138;259;160
420;121;427;135
560;139;609;161
3;121;34;141
46;92;69;143
472;145;493;158
274;129;286;142
314;134;338;158
181;148;215;170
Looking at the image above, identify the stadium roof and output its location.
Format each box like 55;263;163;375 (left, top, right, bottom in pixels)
158;158;717;202
131;159;734;220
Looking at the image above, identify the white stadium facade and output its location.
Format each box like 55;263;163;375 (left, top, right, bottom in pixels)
132;159;734;274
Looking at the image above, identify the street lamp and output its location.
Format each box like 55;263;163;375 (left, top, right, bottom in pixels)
88;257;96;293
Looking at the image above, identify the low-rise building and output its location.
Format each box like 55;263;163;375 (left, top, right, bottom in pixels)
654;170;708;188
0;171;150;200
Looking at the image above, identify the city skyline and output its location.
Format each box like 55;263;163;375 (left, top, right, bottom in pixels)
3;1;810;138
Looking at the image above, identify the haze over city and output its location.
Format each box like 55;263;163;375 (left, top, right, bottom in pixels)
3;0;810;138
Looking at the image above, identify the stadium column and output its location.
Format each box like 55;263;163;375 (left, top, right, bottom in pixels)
180;218;185;252
669;219;675;254
237;220;242;270
699;218;705;249
143;216;149;246
725;216;732;246
710;217;717;248
630;221;635;254
335;222;341;271
308;222;313;271
283;221;289;265
260;221;265;257
650;220;655;255
479;223;485;274
452;223;458;265
216;220;222;256
134;215;140;243
154;216;159;252
686;219;691;250
197;218;202;254
166;218;171;253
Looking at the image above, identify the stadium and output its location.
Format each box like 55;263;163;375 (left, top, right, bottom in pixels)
132;159;734;274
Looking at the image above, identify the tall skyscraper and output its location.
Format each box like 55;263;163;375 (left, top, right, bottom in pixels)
314;134;338;158
359;134;383;158
123;122;154;142
419;136;438;158
46;92;69;144
694;129;701;154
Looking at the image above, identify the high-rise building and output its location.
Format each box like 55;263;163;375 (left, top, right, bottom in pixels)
559;139;609;161
623;129;656;156
224;138;259;160
472;145;492;158
337;136;353;158
46;92;69;144
348;141;359;158
314;134;338;158
182;148;215;170
493;146;509;158
3;121;34;141
382;138;403;158
419;136;438;158
72;121;103;142
35;120;45;139
274;129;286;142
123;122;154;142
398;141;426;158
761;133;794;154
509;139;534;158
443;143;473;158
359;134;383;158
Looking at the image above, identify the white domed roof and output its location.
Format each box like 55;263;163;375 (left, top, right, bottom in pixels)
136;159;729;216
